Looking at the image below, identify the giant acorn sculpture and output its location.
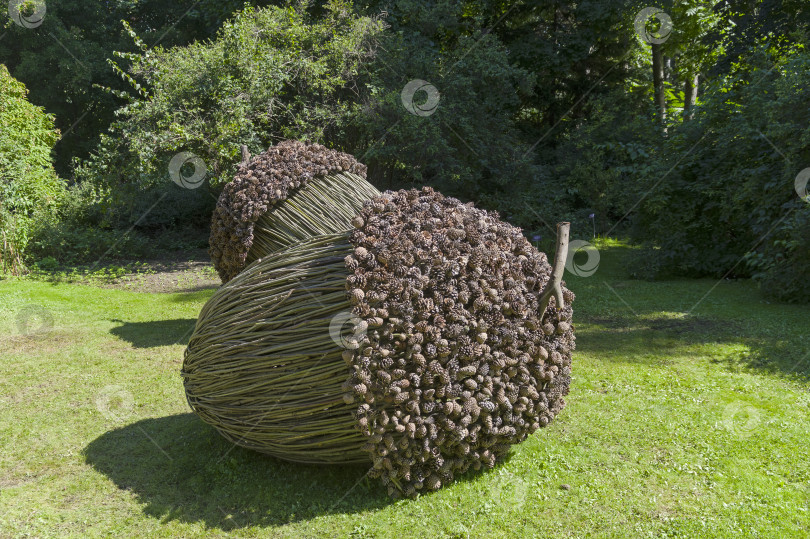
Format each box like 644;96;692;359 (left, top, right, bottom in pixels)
183;140;575;498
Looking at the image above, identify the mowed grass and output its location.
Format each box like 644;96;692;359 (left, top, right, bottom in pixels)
1;242;809;538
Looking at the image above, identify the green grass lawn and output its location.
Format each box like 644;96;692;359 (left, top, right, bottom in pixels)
1;243;809;538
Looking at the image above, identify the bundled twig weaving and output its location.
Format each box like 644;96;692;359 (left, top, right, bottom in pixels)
185;233;368;463
247;172;378;266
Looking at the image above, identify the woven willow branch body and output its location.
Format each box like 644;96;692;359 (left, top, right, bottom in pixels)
247;172;380;264
183;233;367;464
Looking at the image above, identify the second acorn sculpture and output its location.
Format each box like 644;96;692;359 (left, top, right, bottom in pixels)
183;141;575;498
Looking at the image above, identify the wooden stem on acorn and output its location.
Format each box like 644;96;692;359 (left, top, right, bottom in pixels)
538;221;570;318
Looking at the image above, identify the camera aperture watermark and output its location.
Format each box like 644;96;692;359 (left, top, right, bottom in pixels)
169;151;207;189
634;7;673;45
8;0;45;28
16;304;54;338
486;470;528;512
795;167;810;203
720;401;761;438
401;79;440;117
376;9;390;30
329;310;368;350
95;385;135;423
565;240;600;277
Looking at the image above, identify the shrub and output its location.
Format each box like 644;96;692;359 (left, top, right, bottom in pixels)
34;256;59;271
27;180;212;264
0;64;64;273
76;2;384;193
748;205;810;304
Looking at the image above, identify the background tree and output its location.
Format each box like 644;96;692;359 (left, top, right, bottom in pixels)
2;0;806;302
78;2;383;191
351;0;539;202
474;0;635;143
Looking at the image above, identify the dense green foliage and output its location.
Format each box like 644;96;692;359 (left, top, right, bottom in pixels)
0;0;286;173
355;0;539;198
632;46;810;301
2;0;808;300
21;2;384;266
0;65;64;272
537;11;810;301
77;3;382;191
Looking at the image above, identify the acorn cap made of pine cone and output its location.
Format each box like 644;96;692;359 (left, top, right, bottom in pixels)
208;140;378;283
342;187;575;496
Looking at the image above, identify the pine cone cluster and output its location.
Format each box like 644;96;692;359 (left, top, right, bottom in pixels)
342;187;575;497
209;140;367;282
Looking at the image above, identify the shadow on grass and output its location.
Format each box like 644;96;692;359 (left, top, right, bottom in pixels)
110;319;198;348
567;243;810;380
169;287;219;300
83;414;389;530
575;312;810;379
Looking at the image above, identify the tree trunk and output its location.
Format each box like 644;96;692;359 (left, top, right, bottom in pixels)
652;43;667;133
684;73;699;120
539;222;570;318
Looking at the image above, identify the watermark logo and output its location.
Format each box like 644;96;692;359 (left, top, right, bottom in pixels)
720;401;760;438
169;151;207;189
565;239;600;277
634;7;673;45
487;471;528;511
8;0;45;28
329;311;368;349
795;167;810;202
95;385;135;423
16;304;53;338
401;79;440;117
